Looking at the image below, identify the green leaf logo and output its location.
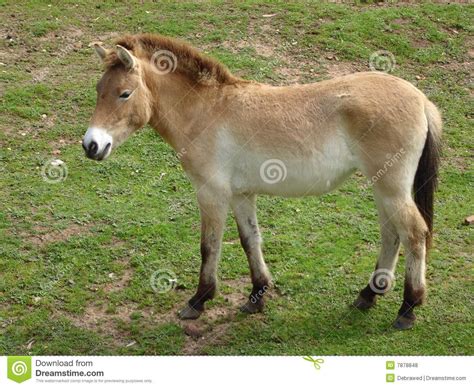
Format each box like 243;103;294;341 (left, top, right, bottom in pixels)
386;373;395;383
7;356;32;383
303;356;324;370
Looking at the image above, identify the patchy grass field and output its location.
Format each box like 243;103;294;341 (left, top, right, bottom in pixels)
0;1;473;356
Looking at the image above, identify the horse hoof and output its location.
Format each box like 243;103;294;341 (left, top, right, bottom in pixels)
352;294;376;310
393;315;415;330
240;300;264;314
178;304;202;320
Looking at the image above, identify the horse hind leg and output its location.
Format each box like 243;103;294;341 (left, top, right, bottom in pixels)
353;193;400;310
374;194;429;330
386;198;428;330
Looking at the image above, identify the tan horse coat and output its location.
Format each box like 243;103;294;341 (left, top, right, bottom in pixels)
83;34;441;329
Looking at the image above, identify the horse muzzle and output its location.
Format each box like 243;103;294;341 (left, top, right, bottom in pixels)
82;127;113;161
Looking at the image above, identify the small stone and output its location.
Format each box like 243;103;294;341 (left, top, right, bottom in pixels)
50;159;64;166
183;323;204;339
463;215;474;225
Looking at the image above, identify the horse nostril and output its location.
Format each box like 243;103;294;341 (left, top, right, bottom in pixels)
89;141;98;155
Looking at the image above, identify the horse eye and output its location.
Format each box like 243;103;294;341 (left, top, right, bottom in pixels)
119;91;132;99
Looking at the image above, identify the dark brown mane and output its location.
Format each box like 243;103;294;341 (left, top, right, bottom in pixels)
105;33;244;85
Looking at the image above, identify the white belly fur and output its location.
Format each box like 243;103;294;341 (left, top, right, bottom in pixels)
216;128;358;197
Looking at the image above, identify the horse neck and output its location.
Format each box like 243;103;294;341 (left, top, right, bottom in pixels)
144;69;221;151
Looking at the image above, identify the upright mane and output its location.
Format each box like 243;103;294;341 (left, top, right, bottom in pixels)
105;33;243;85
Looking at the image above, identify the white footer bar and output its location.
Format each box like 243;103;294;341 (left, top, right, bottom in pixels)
1;356;471;387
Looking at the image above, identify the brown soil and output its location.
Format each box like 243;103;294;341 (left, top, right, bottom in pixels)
63;274;270;354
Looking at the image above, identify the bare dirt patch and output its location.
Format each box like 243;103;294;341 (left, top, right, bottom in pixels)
103;266;134;293
96;32;121;43
438;60;473;75
16;115;57;140
392;18;410;26
275;66;302;84
64;263;158;347
466;35;474;59
62;302;142;347
446;156;470;172
325;61;364;78
180;278;249;355
219;38;278;59
21;223;91;247
254;41;275;57
181;317;235;355
178;276;274;355
48;137;81;155
210;13;285;65
63;275;269;354
275;58;364;84
411;37;431;49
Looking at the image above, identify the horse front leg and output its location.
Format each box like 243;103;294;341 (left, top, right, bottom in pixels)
178;189;229;320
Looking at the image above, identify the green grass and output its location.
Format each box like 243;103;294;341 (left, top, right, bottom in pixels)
0;0;473;356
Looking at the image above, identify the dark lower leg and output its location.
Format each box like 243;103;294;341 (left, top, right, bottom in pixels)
188;265;217;313
353;284;378;310
394;219;427;329
240;278;270;314
179;241;218;319
394;280;425;330
353;263;397;310
179;199;227;320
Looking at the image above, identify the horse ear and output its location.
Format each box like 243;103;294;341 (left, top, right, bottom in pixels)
91;42;107;61
116;45;136;70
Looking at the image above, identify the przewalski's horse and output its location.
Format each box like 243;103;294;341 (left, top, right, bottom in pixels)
82;34;441;330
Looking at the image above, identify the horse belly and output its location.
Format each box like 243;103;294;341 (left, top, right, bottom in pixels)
227;135;357;197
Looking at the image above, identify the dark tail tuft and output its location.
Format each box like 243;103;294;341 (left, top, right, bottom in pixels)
414;103;442;248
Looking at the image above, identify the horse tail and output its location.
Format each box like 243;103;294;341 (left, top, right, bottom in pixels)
413;100;442;248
